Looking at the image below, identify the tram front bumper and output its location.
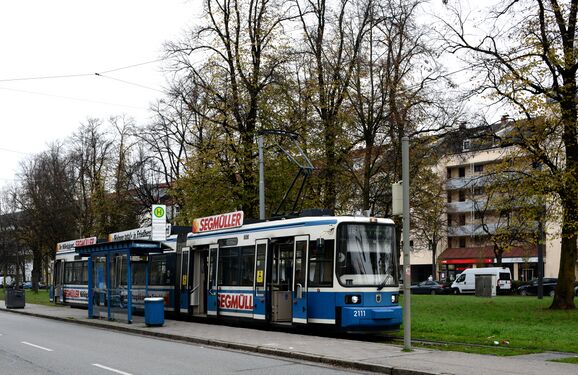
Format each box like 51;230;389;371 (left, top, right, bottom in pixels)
340;306;402;329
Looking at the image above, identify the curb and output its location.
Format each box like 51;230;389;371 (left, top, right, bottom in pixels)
1;307;438;375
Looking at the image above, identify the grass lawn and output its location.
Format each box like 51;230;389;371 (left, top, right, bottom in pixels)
0;289;53;306
398;295;578;354
550;356;578;364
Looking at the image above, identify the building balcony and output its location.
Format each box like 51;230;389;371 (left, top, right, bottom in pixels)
446;199;488;213
447;223;498;237
446;175;488;190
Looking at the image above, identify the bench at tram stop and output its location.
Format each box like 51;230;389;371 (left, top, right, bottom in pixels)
144;297;165;327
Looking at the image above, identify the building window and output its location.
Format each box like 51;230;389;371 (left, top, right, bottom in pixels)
459;214;466;226
459;190;466;202
447;168;452;179
474;164;484;173
474;211;483;220
474;186;484;195
459;238;466;248
458;167;466;177
447;192;452;203
447;214;452;226
463;140;471;151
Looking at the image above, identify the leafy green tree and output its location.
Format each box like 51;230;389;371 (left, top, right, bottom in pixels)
166;0;292;219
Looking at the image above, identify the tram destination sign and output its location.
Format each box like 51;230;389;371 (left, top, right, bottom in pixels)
56;237;97;252
192;211;244;233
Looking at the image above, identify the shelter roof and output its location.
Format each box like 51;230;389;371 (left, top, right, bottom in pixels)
75;239;171;256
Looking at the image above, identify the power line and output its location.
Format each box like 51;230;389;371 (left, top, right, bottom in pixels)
99;58;165;74
94;73;165;93
0;73;93;83
0;86;149;110
0;147;29;155
0;58;168;83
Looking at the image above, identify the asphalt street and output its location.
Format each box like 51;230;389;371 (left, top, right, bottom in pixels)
0;313;367;375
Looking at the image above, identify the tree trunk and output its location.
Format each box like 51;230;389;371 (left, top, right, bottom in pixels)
551;202;578;309
32;249;42;293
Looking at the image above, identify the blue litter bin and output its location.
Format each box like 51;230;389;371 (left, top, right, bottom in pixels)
144;297;165;326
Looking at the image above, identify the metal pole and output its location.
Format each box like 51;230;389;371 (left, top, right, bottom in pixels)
258;135;265;220
402;136;411;351
537;206;545;299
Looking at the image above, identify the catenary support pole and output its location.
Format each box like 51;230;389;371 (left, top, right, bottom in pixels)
402;136;411;351
258;135;265;220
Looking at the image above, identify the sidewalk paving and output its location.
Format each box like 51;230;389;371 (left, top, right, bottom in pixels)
1;301;577;375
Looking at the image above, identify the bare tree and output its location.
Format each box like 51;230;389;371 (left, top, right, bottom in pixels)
17;144;78;291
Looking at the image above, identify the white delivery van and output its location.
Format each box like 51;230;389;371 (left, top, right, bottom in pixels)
451;267;512;294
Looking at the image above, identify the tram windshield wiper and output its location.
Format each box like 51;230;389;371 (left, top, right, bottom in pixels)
377;275;393;291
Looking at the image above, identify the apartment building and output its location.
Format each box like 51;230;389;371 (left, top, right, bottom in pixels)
409;120;567;282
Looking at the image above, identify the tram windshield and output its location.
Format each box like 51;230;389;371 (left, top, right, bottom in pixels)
336;223;397;287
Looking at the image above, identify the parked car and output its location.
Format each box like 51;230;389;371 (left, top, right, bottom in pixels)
517;278;557;296
22;281;46;289
410;280;451;295
574;285;578;297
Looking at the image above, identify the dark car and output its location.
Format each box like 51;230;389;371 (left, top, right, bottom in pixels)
574;285;578;297
22;281;46;289
518;278;557;296
410;280;450;295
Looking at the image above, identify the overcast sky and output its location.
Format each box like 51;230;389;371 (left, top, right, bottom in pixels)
0;0;199;189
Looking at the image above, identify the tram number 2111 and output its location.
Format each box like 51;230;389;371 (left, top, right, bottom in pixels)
353;310;367;317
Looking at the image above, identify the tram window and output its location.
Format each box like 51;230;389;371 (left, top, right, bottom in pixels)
309;240;334;287
132;262;147;285
81;261;88;284
218;246;255;286
64;261;85;284
150;256;174;285
64;263;73;284
240;246;254;286
219;248;240;286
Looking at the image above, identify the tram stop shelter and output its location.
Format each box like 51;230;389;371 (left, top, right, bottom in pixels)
76;240;172;323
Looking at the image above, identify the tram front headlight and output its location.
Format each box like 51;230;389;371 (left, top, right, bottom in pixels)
391;294;399;304
345;295;361;304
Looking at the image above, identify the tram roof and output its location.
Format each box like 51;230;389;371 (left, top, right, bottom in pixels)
188;215;395;239
75;239;172;256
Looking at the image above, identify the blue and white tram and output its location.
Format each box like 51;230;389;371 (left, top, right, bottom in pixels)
184;213;401;331
52;213;402;331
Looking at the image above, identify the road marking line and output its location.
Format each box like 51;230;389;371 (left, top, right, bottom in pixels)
21;341;53;352
92;364;133;375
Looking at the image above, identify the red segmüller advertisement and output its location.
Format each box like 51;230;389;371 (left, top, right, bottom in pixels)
192;211;244;233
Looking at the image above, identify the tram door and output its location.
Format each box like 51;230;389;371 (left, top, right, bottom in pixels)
53;260;64;303
270;238;294;322
292;236;309;324
253;239;268;320
207;244;219;316
190;248;208;316
179;248;190;312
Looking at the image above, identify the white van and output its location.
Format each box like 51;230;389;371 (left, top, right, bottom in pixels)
451;267;512;294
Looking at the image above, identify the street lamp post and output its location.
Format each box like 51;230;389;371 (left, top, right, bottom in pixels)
402;136;411;351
